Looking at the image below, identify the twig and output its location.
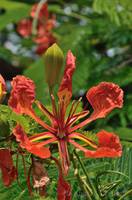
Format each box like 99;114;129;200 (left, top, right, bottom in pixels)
32;0;47;35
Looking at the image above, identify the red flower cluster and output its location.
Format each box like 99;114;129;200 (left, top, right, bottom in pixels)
17;3;56;55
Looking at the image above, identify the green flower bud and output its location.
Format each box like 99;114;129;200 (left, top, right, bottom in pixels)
44;43;64;89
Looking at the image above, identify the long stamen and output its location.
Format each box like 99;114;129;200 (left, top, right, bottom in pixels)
66;100;76;124
27;109;56;133
34;137;57;147
69;132;97;148
51;94;58;118
69;139;88;152
57;101;62;132
69;117;94;133
66;110;89;128
35;100;56;122
66;97;82;125
59;99;65;128
29;132;55;142
71;97;82;117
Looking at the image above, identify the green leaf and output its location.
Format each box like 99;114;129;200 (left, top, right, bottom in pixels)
24;58;51;105
0;0;30;30
0;105;30;133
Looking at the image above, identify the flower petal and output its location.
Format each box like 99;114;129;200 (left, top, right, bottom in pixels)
13;125;51;159
86;82;123;119
58;50;76;106
17;19;32;37
0;74;6;101
8;75;35;114
85;130;122;158
0;149;17;186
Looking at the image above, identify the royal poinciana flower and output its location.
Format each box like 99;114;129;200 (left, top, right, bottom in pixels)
8;47;123;181
17;2;56;55
0;74;6;102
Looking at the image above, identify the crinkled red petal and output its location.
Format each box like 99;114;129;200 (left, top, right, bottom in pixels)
8;75;35;114
86;82;123;119
13;125;51;159
0;149;17;186
58;51;76;108
58;50;76;97
85;130;122;158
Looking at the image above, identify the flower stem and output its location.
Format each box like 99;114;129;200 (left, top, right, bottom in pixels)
32;0;47;35
74;149;101;200
118;189;132;200
70;152;92;200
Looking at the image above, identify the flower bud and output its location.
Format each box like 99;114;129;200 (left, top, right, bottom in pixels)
44;43;64;89
0;75;6;102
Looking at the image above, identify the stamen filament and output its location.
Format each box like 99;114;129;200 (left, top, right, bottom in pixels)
69;132;97;148
69;116;94;133
66;110;89;127
51;94;58;118
70;97;82;117
65;100;76;125
69;139;88;153
34;137;57;147
66;97;82;125
27;109;56;133
29;132;55;142
35;100;55;122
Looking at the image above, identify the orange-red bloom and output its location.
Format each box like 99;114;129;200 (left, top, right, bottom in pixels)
17;2;56;55
9;50;123;179
0;149;17;186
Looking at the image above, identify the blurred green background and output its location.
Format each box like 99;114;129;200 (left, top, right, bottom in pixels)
0;0;132;199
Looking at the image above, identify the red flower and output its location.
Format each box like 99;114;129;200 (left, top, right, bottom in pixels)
17;2;56;55
17;19;32;37
9;49;123;178
0;74;6;102
0;149;17;186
